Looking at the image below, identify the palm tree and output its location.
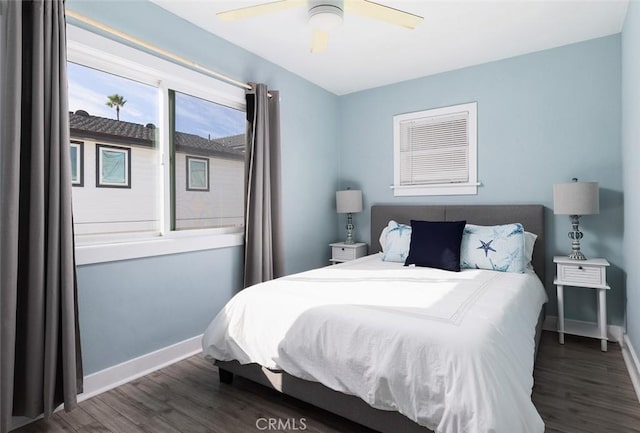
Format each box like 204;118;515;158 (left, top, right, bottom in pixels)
105;94;127;121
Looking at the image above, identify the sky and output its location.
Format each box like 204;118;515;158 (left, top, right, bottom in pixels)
67;61;246;139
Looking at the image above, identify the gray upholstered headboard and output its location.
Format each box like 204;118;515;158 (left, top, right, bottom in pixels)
370;204;545;282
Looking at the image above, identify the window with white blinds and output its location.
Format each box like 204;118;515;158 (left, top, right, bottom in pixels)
393;102;477;196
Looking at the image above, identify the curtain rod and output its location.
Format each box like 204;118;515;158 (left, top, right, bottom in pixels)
65;10;265;95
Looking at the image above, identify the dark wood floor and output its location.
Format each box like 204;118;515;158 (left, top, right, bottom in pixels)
14;331;640;433
532;332;640;433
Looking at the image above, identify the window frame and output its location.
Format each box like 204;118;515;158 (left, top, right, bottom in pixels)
392;102;478;196
185;155;210;192
96;144;131;189
70;140;84;187
67;25;246;264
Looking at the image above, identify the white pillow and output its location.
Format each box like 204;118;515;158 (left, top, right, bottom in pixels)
379;220;412;262
525;231;537;271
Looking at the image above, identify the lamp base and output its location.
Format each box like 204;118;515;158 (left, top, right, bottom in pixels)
567;251;587;261
344;213;355;244
567;214;587;260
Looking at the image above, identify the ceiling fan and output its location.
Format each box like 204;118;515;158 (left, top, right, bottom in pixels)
217;0;423;53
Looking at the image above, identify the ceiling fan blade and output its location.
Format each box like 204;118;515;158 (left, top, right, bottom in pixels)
344;0;423;29
217;0;303;21
310;29;329;54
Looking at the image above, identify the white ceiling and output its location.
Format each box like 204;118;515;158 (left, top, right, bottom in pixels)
151;0;629;95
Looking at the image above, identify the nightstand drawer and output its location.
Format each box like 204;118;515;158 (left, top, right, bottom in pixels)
332;246;358;261
330;242;367;263
558;263;605;286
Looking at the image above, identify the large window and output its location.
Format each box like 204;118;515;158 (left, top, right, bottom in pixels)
173;91;245;230
67;25;246;252
68;62;159;239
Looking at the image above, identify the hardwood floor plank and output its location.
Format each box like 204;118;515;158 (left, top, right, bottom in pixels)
13;416;77;433
58;408;112;433
50;407;102;432
130;370;256;433
95;390;184;433
80;398;148;433
533;332;640;433
112;384;210;433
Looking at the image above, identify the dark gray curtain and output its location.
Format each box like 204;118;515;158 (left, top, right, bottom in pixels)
0;1;83;432
244;83;284;287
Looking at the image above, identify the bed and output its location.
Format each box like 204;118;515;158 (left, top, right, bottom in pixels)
203;204;548;433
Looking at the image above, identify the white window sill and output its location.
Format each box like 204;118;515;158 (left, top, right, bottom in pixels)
75;231;244;265
392;182;480;197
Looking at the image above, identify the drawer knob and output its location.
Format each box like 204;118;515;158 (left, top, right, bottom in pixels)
578;266;583;270
341;248;345;251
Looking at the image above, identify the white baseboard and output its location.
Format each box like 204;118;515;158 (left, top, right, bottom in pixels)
542;315;624;343
622;335;640;403
80;334;204;402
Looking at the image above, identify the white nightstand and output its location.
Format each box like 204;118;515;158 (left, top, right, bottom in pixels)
330;242;367;264
554;256;610;351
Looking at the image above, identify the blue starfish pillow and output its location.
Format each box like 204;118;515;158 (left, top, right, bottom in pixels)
379;220;412;262
460;223;526;273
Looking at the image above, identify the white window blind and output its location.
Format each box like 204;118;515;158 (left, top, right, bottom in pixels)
393;102;477;196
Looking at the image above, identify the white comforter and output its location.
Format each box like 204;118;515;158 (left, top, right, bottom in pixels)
202;254;548;433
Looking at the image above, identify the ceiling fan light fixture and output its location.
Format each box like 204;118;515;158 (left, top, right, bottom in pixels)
308;4;343;31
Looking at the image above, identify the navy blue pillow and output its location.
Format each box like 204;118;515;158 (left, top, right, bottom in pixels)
404;220;467;272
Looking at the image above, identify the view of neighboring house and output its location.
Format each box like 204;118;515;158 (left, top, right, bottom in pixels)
68;110;245;237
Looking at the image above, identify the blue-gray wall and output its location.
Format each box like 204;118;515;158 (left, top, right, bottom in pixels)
67;0;341;374
77;248;243;373
338;35;624;326
623;2;640;352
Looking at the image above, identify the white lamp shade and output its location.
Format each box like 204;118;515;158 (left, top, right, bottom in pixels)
336;190;363;213
553;181;599;215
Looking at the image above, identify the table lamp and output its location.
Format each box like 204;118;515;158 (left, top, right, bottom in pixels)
553;178;599;260
336;189;363;244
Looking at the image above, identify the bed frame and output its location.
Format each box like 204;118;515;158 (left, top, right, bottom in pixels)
215;204;546;433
